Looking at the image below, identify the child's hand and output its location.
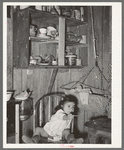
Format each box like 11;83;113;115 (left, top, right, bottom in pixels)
68;114;74;120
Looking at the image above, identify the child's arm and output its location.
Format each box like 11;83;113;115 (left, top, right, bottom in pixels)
63;114;74;120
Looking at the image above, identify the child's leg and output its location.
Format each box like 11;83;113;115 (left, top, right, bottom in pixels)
62;129;71;141
32;127;50;143
33;127;49;137
22;127;50;143
62;129;84;144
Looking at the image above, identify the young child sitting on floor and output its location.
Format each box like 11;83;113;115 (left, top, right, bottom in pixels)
22;95;84;143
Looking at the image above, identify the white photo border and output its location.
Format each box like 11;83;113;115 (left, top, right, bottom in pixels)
3;2;122;148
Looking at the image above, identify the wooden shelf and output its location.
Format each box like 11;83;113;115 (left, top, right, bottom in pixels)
13;7;88;68
28;8;87;27
30;37;88;47
14;65;86;69
66;41;88;47
29;36;58;43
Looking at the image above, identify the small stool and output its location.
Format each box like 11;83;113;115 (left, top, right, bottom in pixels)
84;118;111;144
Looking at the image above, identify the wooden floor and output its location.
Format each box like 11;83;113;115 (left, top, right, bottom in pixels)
7;133;15;143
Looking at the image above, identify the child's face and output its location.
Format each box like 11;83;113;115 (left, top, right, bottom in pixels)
63;101;75;115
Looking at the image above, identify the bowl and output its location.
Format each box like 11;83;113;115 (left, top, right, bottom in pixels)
20;115;30;121
66;32;82;43
38;28;47;34
7;91;14;101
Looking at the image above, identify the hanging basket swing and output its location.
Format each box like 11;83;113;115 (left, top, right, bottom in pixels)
60;6;111;99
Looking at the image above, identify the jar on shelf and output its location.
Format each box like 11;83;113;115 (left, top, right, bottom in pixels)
80;7;84;21
65;53;77;66
71;9;81;20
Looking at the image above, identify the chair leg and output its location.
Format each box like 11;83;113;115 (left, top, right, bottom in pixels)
22;135;33;143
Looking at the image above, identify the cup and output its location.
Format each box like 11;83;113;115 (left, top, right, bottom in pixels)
38;28;47;34
30;59;37;65
52;60;57;65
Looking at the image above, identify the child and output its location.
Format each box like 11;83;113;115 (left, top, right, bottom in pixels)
22;95;84;144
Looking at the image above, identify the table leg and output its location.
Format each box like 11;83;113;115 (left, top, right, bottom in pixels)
15;104;20;143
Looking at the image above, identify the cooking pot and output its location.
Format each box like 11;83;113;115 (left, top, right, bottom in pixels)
20;98;33;121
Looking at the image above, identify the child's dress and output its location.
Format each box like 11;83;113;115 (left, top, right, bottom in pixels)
43;109;72;138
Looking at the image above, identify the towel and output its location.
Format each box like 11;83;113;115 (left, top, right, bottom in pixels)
79;91;89;105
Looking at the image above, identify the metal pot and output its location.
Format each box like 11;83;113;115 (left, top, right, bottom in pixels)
20;98;33;121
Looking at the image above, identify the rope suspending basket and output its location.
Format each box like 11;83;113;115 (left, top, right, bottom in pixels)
60;6;111;116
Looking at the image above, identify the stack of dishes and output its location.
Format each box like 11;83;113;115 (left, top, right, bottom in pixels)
37;28;50;39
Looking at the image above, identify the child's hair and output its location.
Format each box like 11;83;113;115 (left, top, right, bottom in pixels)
55;94;78;114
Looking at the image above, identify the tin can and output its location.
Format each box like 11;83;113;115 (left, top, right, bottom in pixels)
71;10;81;20
80;35;86;44
65;54;77;66
76;59;82;66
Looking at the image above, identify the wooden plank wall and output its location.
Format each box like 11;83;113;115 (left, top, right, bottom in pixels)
10;6;112;140
102;6;112;92
7;18;13;90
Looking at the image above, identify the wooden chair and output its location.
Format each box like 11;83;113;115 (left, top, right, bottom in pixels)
33;92;74;143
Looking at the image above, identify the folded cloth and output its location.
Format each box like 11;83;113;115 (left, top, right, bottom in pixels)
15;90;31;100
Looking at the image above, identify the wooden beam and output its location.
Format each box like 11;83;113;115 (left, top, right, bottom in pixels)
58;17;65;66
47;69;58;94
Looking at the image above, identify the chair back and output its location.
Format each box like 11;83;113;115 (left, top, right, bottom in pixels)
34;93;66;131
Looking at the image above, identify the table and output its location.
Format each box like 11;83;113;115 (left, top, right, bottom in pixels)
7;100;22;143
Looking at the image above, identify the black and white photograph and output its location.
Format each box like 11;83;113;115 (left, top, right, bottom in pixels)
3;2;122;148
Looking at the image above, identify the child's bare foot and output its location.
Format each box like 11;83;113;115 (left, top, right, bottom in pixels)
22;135;33;143
70;138;84;144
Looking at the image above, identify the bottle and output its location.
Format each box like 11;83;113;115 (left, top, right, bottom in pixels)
42;6;47;11
47;6;52;12
80;7;84;16
80;7;84;21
